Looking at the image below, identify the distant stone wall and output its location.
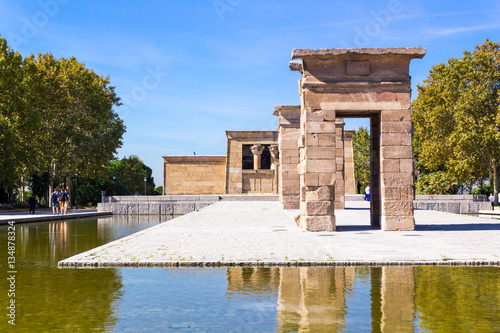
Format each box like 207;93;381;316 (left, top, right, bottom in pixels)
98;194;279;215
163;156;226;195
413;195;489;214
98;201;214;215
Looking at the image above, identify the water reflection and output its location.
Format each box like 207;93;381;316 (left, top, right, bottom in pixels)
226;266;499;332
0;215;171;332
1;216;498;332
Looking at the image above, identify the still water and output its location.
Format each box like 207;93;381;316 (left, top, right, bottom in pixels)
1;216;499;332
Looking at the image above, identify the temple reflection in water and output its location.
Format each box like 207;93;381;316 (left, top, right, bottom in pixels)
227;266;416;332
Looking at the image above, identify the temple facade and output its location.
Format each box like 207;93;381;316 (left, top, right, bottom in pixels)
162;117;356;211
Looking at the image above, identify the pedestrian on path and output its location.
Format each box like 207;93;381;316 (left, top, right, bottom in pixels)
51;189;60;215
58;188;69;215
28;194;36;214
364;186;370;201
489;193;495;210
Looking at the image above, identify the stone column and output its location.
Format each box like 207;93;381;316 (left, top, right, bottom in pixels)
371;114;381;227
274;105;301;209
250;145;265;170
344;130;356;195
335;118;345;209
380;109;415;230
297;106;336;231
269;145;279;194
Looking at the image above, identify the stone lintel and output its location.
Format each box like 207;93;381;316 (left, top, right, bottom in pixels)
163;156;226;164
291;47;426;59
226;130;278;141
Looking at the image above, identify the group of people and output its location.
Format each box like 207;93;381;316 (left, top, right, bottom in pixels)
51;188;70;215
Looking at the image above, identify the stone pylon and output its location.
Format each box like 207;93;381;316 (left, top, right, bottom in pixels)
290;48;425;231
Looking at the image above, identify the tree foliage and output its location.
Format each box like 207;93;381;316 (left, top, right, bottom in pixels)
413;40;500;196
352;126;370;192
0;35;126;202
108;155;155;195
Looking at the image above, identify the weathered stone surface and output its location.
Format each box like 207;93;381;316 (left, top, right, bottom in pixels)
382;200;413;216
380;173;413;187
305;186;334;201
381;158;400;173
161;203;174;215
318;172;336;186
173;202;196;215
303;215;336;231
149;203;161;215
380;146;413;159
303;201;334;216
381;215;415;231
447;202;460;214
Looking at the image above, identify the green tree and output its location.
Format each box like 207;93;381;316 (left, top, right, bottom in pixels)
108;156;155;195
352;126;370;192
413;40;500;197
0;36;126;202
0;36;27;202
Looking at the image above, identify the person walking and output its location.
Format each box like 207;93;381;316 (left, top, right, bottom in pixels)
58;188;68;215
51;189;60;215
28;194;36;214
489;193;495;210
64;188;70;214
364;185;370;201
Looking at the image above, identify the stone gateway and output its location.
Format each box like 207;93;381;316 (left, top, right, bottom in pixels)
162;47;425;232
290;47;425;231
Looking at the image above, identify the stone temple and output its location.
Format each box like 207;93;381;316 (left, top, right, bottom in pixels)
163;47;425;232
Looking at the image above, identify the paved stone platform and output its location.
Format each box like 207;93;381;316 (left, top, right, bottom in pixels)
0;209;112;224
58;201;500;267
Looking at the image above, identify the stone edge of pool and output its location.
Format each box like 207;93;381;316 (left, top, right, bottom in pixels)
0;211;112;224
58;260;500;268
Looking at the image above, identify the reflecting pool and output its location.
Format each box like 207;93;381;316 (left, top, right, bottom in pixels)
1;216;499;332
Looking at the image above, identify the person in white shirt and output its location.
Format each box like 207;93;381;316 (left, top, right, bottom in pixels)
364;186;370;201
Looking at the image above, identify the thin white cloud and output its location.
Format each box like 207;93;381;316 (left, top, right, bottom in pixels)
425;24;500;38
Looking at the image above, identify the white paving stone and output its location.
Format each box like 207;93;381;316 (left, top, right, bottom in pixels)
58;201;500;267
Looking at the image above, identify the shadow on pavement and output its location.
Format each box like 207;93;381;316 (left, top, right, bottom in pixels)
336;225;378;232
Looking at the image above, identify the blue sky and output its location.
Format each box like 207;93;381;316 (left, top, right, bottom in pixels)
1;0;499;185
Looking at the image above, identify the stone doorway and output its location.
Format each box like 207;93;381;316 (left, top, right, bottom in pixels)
290;48;425;231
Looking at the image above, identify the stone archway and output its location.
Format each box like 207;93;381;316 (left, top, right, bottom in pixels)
290;48;425;231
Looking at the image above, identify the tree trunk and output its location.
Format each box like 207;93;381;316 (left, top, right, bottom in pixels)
66;174;71;208
494;163;499;204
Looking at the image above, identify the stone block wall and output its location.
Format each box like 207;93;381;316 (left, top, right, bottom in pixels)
242;170;275;193
274;105;301;209
163;156;226;195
